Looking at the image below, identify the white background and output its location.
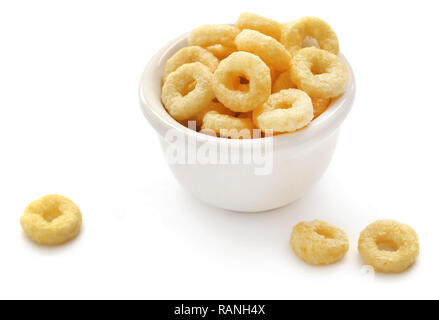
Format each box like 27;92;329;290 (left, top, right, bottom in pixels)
1;0;438;300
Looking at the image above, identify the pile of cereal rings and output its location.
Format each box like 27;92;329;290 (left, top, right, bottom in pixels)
161;13;350;138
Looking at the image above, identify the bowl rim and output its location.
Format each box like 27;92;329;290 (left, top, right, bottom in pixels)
139;30;356;149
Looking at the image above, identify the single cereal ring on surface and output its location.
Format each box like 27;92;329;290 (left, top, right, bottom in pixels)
188;24;240;48
358;220;419;273
163;46;218;81
236;12;283;41
213;52;271;112
253;89;313;133
162;62;215;121
272;70;297;93
235;29;291;72
312;97;331;118
206;44;236;60
201;111;254;139
20;194;82;245
291;47;349;99
290;220;349;266
281;17;339;55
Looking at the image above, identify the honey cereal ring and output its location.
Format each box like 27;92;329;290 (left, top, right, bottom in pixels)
235;29;291;72
272;70;297;93
291;47;349;99
162;62;215;121
253;89;313;133
358;220;420;273
236;12;283;41
201;111;254;139
181;101;234;129
188;24;240;48
163;46;219;81
20;194;82;246
312;97;331;118
206;44;237;60
290;220;349;266
281;17;339;55
213;51;271;112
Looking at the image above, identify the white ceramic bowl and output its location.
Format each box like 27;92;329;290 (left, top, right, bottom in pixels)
139;32;355;212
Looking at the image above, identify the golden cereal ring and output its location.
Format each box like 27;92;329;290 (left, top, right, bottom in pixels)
358;220;420;273
253;89;313;133
213;51;271;112
291;47;349;99
290;220;349;265
163;46;218;81
162;62;215;121
206;44;237;60
188;24;240;48
20;194;82;246
272;70;297;93
236;12;283;41
201;111;254;139
281;17;339;55
181;101;235;129
312;97;331;118
235;29;291;72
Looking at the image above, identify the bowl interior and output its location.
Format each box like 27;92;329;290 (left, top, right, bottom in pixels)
140;31;356;147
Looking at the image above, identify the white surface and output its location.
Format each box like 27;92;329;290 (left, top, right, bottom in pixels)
0;0;438;299
140;34;355;212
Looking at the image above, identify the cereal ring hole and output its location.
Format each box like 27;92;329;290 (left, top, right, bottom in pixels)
239;76;249;84
310;60;328;75
277;101;294;110
41;204;63;222
225;72;250;92
315;227;336;240
302;36;320;49
184;81;197;96
272;94;301;110
303;53;333;76
376;237;399;252
311;65;326;75
177;79;196;97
